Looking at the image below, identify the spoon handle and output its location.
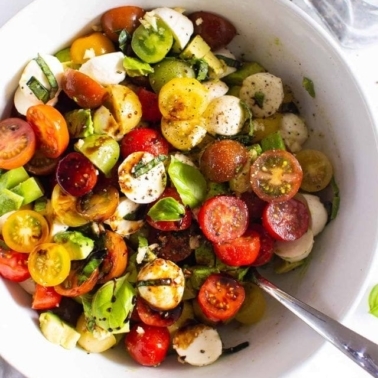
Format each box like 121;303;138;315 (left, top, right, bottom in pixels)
254;272;378;377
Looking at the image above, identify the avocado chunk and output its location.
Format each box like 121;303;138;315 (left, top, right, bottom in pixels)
0;189;24;216
39;312;81;350
0;167;29;190
223;61;266;86
53;231;94;260
10;177;44;205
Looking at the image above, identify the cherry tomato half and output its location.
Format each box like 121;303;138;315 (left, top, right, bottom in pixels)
125;323;170;367
213;228;261;267
120;127;169;159
32;284;62;310
56;152;98;197
26;104;69;159
28;243;71;287
2;210;49;253
61;68;108;109
197;195;249;243
197;273;245;322
24;148;59;176
0;247;30;282
0;118;36;169
262;198;311;241
136;88;162;122
249;223;275;266
250;149;303;203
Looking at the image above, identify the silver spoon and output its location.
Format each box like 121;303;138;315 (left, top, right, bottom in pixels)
252;269;378;377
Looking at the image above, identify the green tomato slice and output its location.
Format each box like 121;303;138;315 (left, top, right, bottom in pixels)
131;19;173;64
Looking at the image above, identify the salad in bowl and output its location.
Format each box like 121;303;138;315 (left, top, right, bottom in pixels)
1;0;378;377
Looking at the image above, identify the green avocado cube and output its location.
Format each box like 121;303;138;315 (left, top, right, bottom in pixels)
0;167;29;190
0;189;24;216
10;177;44;205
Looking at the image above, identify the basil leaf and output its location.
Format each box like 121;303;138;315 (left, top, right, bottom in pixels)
254;91;265;108
168;156;207;208
77;258;102;285
132;154;167;177
26;76;50;103
147;197;185;221
34;54;58;99
303;77;316;98
369;284;378;317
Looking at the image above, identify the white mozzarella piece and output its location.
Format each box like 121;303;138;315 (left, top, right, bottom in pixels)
48;218;69;239
279;113;309;152
173;324;223;366
152;7;194;50
118;151;167;204
15;54;64;115
302;194;328;236
239;72;284;118
274;229;314;263
79;52;126;85
137;258;185;310
202;80;229;102
204;95;246;136
104;196;144;236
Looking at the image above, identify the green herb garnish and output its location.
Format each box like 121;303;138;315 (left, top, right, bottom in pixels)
34;54;58;99
253;91;265;108
147;196;186;221
303;77;316;98
132;154;167;178
26;76;50;103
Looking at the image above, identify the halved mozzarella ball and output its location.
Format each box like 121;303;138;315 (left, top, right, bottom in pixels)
279;113;309;152
274;229;314;263
239;72;284;118
118;152;166;204
79;52;126;85
137;258;185;310
302;194;328;236
172;324;222;366
202;80;229;102
204;95;246;136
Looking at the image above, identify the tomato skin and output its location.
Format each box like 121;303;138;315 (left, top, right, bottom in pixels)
61;68;108;109
24;148;58;176
120;127;169;159
213;228;261;267
56;152;98;197
249;223;275;266
262;198;311;241
197;273;245;322
101;6;145;42
146;187;192;232
125;323;170;367
135;296;183;327
0;247;30;282
26;104;69;159
0;117;36;169
32;284;62;310
240;191;267;223
250;149;303;203
188;11;237;50
197;195;249;243
136;88;162;122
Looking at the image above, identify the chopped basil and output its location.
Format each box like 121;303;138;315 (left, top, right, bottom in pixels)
303;77;316;98
369;284;378;317
147;196;185;221
253;91;265;108
77;257;102;285
136;278;172;287
118;29;130;54
131;154;167;178
34;54;58;99
240;100;254;136
168;156;207;208
330;176;340;220
215;54;242;69
222;341;250;355
26;76;50;103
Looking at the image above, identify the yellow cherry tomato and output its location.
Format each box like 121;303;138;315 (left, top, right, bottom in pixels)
28;243;71;286
2;210;49;253
70;32;116;64
158;77;210;121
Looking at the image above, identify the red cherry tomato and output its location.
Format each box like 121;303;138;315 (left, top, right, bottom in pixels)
213;228;261;267
197;195;249;243
240;191;267;223
0;246;30;282
135;296;183;327
137;87;162;122
262;198;310;241
249;223;275;266
197;273;245;322
0;118;36;170
61;68;108;109
56;152;98;197
32;284;62;310
125;323;170;367
120;127;169;159
146;186;192;232
250;149;303;203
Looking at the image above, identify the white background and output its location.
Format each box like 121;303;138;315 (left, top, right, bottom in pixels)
1;1;378;377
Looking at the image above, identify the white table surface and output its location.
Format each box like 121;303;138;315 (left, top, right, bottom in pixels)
1;1;378;377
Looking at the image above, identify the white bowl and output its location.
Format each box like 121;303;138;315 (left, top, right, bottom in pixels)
1;0;378;377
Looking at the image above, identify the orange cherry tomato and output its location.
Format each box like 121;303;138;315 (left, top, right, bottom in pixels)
61;68;108;109
70;32;115;64
26;104;69;159
0;118;36;169
101;6;146;42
